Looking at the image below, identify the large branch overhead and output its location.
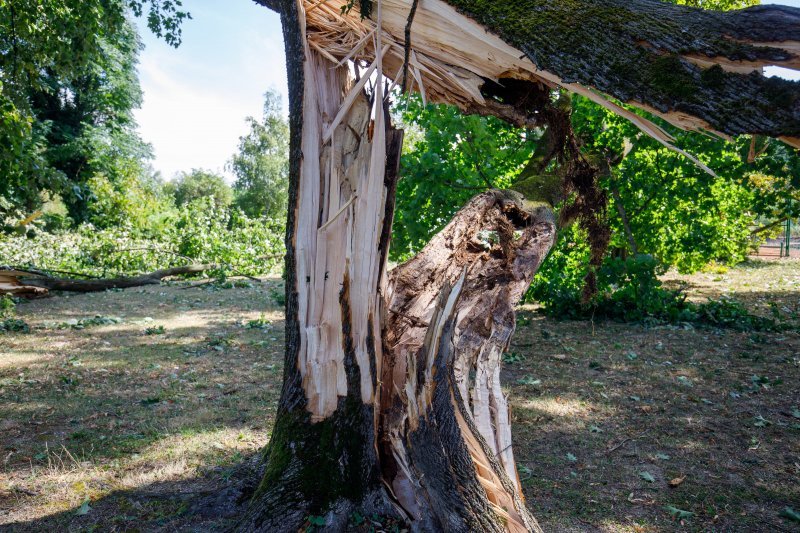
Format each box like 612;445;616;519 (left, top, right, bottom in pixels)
256;0;800;147
444;0;800;138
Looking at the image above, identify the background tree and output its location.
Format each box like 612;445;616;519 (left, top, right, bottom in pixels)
0;0;189;220
166;169;233;208
228;89;290;219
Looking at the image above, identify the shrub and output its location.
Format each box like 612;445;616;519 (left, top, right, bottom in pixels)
527;228;788;332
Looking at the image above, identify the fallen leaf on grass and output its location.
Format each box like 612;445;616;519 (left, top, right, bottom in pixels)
566;453;577;463
664;505;693;519
655;453;671;460
627;492;655;505
75;499;91;516
668;475;686;487
753;415;771;427
780;507;800;523
639;471;655;483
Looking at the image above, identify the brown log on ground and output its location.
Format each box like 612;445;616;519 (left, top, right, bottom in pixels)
0;264;215;296
237;0;799;530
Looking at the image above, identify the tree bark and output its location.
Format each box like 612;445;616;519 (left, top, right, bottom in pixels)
258;0;800;149
236;2;556;528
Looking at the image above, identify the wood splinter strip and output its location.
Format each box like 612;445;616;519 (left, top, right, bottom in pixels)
323;43;391;143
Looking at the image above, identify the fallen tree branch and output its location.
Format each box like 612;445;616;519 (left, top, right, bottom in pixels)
606;430;649;455
750;218;787;236
1;264;216;296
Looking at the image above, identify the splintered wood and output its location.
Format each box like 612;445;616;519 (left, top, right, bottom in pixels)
294;41;391;419
381;192;555;532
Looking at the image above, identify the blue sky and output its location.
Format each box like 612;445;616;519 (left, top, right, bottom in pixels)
133;0;799;181
133;1;286;180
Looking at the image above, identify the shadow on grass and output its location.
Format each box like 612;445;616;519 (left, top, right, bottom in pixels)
0;316;285;472
6;450;264;532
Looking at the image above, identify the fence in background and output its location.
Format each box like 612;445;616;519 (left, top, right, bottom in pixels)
752;219;799;258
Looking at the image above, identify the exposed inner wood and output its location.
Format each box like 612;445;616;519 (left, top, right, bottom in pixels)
382;191;556;531
294;38;391;419
245;0;799;529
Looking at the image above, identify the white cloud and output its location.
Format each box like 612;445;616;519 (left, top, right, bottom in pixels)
133;3;287;182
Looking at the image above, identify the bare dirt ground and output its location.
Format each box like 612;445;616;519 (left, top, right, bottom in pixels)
1;260;798;532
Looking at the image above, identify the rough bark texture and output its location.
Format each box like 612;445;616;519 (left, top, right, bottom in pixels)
381;191;554;532
256;0;800;148
237;0;401;528
441;0;800;137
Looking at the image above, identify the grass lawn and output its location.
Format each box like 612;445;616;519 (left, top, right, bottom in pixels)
1;260;798;531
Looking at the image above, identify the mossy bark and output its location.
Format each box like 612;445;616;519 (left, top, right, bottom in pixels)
438;0;800;137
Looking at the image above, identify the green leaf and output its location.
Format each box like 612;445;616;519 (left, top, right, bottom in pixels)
566;453;577;463
307;515;326;526
75;499;91;516
655;453;671;460
780;507;800;523
753;415;771;427
664;505;694;519
639;471;655;483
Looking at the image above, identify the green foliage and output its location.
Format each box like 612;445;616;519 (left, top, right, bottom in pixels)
145;325;166;335
165;169;233;208
529;228;791;331
0;198;285;279
0;295;30;333
0;0;188;220
85;172;174;232
391;34;799;323
570;94;797;273
0;318;30;334
229;90;290;219
0;295;16;319
672;0;757;9
392;95;537;260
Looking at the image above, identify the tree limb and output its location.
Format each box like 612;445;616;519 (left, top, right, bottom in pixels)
2;264;216;295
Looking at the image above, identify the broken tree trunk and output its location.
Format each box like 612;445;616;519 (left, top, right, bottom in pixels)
0;264;214;296
242;0;800;530
380;191;555;531
236;1;555;528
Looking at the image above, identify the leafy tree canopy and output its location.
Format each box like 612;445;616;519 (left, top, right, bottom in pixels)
0;0;189;221
228;89;290;219
166;169;234;209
